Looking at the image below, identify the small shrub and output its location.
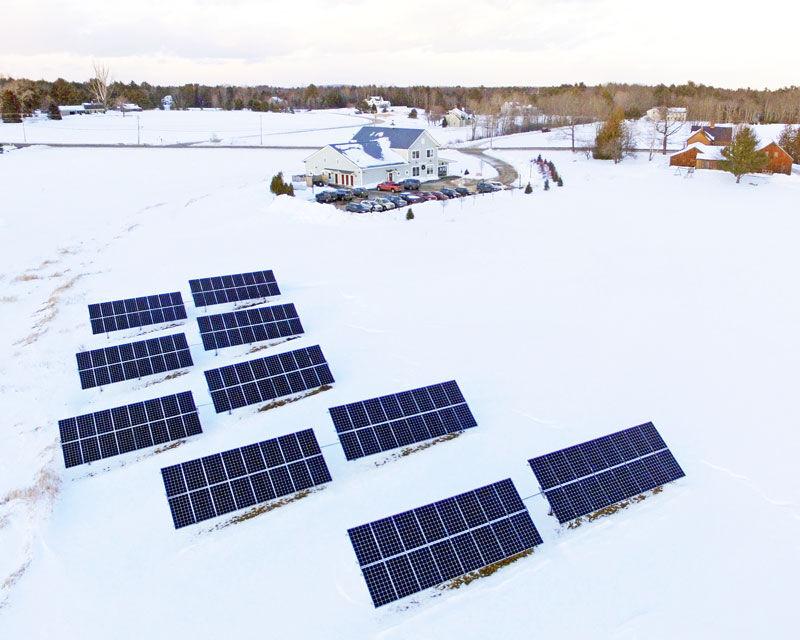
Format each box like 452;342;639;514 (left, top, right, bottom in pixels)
524;182;532;194
47;103;62;120
544;179;550;191
406;208;414;220
409;108;418;119
557;176;563;187
269;171;294;196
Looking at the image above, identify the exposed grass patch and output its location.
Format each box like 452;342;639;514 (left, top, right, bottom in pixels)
0;467;60;507
257;385;332;412
0;296;17;304
143;370;189;387
247;336;299;354
13;274;41;282
235;299;274;310
374;432;462;467
216;489;314;528
443;548;533;590
14;273;86;346
565;486;664;527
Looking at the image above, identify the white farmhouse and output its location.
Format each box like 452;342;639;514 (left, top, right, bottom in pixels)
161;95;174;110
365;96;391;110
646;106;687;122
304;126;446;187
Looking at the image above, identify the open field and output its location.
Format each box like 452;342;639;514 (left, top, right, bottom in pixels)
1;144;799;639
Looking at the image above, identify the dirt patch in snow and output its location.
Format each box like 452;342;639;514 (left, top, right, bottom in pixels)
443;548;534;590
257;385;332;412
216;488;320;528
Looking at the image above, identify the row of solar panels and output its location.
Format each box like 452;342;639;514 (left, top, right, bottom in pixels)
88;270;282;335
65;268;686;610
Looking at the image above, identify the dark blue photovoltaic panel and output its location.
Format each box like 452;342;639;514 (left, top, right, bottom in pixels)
59;391;202;468
75;333;193;389
197;303;304;351
189;270;280;307
161;428;331;528
329;381;476;461
203;345;334;413
528;422;685;523
88;292;187;334
347;479;542;607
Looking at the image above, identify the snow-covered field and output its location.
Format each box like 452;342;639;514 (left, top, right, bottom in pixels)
1;144;799;639
0;107;473;148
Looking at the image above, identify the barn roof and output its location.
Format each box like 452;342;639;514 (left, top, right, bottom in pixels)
689;125;733;144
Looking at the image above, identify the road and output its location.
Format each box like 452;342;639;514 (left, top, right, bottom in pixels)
458;147;519;186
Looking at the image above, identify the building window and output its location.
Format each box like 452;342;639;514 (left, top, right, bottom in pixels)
426;149;433;158
427;168;433;175
412;150;420;159
413;167;420;176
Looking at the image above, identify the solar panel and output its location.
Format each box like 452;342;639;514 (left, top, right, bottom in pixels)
528;422;686;524
348;479;543;607
161;428;332;528
76;333;194;390
197;303;304;351
59;391;202;468
204;345;334;413
88;292;187;334
189;270;280;307
328;380;477;461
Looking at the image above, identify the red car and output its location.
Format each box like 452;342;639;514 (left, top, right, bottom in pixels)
377;181;403;192
418;192;438;201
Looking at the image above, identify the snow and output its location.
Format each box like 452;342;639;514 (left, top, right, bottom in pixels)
330;138;406;168
1;144;799;638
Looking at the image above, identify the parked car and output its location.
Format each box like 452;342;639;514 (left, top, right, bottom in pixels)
541;127;551;133
417;191;439;201
476;182;496;193
402;178;421;190
315;190;337;203
440;187;459;198
311;175;326;187
398;192;423;204
345;202;371;213
352;187;368;198
335;188;354;200
429;191;448;200
386;195;407;207
377;181;403;192
487;181;505;190
363;200;386;212
454;187;470;196
374;197;396;210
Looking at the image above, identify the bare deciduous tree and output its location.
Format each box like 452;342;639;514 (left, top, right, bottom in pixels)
90;62;110;106
650;106;685;158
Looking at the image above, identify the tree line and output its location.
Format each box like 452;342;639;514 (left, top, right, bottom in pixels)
1;75;799;125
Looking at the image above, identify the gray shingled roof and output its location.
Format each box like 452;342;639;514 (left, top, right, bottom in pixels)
689;125;733;144
351;126;426;151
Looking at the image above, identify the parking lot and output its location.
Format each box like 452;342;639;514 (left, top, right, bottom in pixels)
312;175;509;211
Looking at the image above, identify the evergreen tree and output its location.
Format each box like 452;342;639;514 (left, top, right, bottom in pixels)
1;90;22;124
441;117;448;127
406;208;414;220
409;108;418;119
544;179;550;191
593;107;630;162
48;103;62;120
269;172;295;196
524;183;533;194
557;176;564;187
720;126;768;183
777;125;800;163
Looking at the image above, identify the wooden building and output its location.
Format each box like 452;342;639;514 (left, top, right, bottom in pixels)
670;140;792;175
687;125;733;147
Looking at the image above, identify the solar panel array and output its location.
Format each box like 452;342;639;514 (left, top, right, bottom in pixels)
528;422;685;524
204;345;334;413
348;479;543;607
189;270;280;307
161;429;332;528
76;333;194;389
88;292;187;335
59;391;202;468
198;303;304;351
329;381;477;461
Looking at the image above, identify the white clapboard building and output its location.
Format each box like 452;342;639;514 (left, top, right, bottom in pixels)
304;126;447;187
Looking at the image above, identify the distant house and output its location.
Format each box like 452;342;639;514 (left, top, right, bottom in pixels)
669;140;792;175
646;106;687;122
304;126;444;187
58;102;106;116
444;108;474;128
365;96;391;110
687;125;733;147
161;95;174;111
119;103;143;113
268;96;284;105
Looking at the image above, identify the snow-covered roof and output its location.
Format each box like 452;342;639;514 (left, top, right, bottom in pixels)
449;108;470;118
351;126;426;150
329;138;406;169
697;146;725;161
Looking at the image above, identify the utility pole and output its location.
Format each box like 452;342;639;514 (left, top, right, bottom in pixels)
260;115;263;146
136;115;141;145
22;119;27;143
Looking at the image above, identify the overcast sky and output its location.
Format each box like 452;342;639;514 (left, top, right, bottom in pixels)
3;0;798;88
